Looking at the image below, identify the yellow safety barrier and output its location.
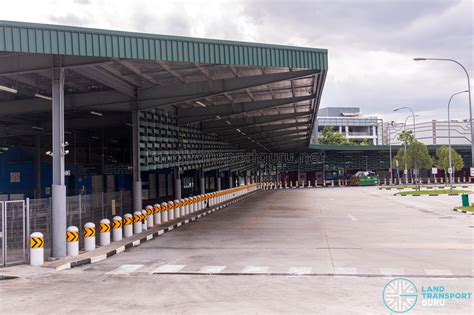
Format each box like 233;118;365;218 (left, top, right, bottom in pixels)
30;235;44;248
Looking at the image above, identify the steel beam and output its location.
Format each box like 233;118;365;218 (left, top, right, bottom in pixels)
0;69;319;115
177;94;315;125
73;66;137;98
219;122;305;139
230;127;309;144
203;111;312;134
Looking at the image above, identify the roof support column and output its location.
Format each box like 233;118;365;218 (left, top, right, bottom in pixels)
51;67;66;258
199;169;205;195
132;108;142;213
216;170;221;191
34;134;41;199
229;171;233;188
174;167;181;200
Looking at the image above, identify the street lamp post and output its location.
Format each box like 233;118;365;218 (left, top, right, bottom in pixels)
388;121;395;185
414;58;473;167
395;107;418;187
447;90;469;190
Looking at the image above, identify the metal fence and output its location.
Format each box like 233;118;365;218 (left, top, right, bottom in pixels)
27;190;131;258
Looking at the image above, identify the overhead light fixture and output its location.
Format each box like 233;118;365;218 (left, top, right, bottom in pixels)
241;132;246;136
126;123;133;127
64;131;73;135
216;115;222;120
90;111;103;117
91;136;99;140
32;126;44;131
196;101;207;107
0;85;18;94
236;128;241;133
34;93;52;100
226;120;231;125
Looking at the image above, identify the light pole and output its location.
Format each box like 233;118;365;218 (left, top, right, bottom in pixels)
447;90;469;190
395;107;418;187
388;121;394;184
414;58;473;167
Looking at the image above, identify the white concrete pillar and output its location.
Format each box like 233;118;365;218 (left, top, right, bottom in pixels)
66;226;79;257
123;213;133;237
153;204;161;225
100;219;111;246
146;205;154;227
168;201;175;220
29;232;44;266
83;222;96;252
141;210;148;231
133;211;143;234
161;202;169;222
112;216;123;242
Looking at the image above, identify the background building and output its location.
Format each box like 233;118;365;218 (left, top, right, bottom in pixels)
314;107;383;145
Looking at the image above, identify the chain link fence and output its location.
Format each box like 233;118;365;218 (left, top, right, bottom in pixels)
27;191;131;259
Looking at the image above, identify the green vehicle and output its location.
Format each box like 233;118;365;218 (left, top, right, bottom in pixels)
349;171;380;186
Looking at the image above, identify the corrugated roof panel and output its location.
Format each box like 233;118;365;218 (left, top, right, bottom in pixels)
0;20;328;70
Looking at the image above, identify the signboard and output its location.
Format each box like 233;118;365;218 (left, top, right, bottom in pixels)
10;172;20;183
403;169;408;175
448;168;453;174
470;167;474;177
431;167;438;175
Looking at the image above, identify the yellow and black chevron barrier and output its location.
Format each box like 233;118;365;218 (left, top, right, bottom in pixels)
123;216;133;225
100;223;111;233
133;213;141;222
30;235;44;248
113;219;122;229
84;227;96;237
66;231;79;242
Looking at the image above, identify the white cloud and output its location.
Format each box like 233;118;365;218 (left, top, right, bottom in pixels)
0;0;472;124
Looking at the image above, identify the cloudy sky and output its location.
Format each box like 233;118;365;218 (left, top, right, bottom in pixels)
1;0;472;123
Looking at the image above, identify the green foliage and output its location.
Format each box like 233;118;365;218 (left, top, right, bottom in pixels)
435;145;464;172
397;130;415;145
318;125;348;145
393;140;432;170
359;138;369;146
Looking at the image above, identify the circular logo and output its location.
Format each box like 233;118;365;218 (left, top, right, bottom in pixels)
382;278;418;313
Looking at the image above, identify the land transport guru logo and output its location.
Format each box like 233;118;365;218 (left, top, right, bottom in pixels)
382;278;418;313
382;277;472;313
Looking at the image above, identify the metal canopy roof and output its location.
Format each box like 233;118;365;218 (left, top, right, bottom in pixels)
0;21;328;152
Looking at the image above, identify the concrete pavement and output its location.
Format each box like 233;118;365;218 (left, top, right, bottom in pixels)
1;187;472;314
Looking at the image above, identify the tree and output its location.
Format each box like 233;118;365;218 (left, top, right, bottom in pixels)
318;125;349;145
397;130;415;145
435;146;464;172
406;141;433;170
359;138;369;146
393;140;432;170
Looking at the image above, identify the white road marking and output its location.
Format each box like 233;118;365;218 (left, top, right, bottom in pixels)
197;265;227;273
158;229;164;235
152;264;187;273
146;234;153;240
425;269;453;276
241;266;269;274
107;264;144;275
288;267;312;275
176;222;182;227
348;214;358;221
132;240;140;246
116;246;125;253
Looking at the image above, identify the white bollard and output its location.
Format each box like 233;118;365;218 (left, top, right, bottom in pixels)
123;213;133;237
133;211;143;234
174;199;180;218
29;232;44;266
146;205;154;227
100;219;111;246
141;210;148;231
153;204;161;225
83;222;96;252
183;198;189;215
161;202;168;222
66;226;79;257
179;199;185;216
168;201;175;220
112;216;123;242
